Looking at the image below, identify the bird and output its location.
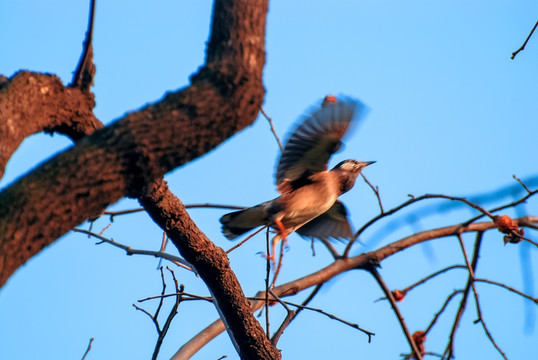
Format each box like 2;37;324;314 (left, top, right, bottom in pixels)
220;95;374;258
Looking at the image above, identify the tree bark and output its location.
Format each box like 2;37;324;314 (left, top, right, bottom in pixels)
140;179;280;359
1;1;282;358
0;0;267;289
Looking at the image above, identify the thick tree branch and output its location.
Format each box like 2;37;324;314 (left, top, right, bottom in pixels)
139;178;280;359
0;71;102;177
0;0;267;288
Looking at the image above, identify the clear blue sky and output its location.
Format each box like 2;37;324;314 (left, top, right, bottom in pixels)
1;1;537;359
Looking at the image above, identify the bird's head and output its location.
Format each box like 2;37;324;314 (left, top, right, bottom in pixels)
332;160;375;194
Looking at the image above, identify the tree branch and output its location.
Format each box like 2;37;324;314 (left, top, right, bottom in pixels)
0;0;268;289
176;216;538;358
369;267;423;359
139;178;280;359
511;20;538;60
443;232;483;359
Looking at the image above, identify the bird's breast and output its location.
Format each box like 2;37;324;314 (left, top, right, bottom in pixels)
276;173;339;228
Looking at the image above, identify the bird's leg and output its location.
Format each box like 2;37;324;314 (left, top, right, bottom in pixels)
270;219;288;262
274;219;288;242
271;239;286;287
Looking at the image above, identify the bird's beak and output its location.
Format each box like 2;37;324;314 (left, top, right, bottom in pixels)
364;161;376;166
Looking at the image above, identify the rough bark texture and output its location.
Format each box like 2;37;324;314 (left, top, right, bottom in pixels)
0;0;267;288
0;71;102;177
140;179;280;359
1;0;280;358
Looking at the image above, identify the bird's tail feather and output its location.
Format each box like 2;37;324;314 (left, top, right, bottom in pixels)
220;205;267;240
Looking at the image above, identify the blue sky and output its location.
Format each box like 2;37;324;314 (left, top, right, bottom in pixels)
1;1;537;359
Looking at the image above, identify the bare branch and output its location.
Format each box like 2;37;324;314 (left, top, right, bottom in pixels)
154;267;168;322
402;265;467;294
475;278;538;304
226;226;267;254
369;267;422;359
72;228;193;270
139;178;280;359
443;232;483;359
361;173;384;213
178;217;538;358
70;0;96;91
0;0;269;295
138;291;212;303
265;228;271;339
154;268;183;360
280;300;374;342
80;337;94;360
456;234;475;279
424;290;463;335
470;281;507;359
268;289;295;345
260;107;284;153
513;174;533;194
290;283;324;323
104;203;247;221
345;193;498;257
511;20;538;59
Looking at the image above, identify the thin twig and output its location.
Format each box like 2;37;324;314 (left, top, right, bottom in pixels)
288;302;374;342
456;233;507;357
265;227;271;339
404;265;467;293
145;292;205;303
105;207;144;219
156;231;168;269
375;265;467;303
513;174;532;194
267;283;325;343
72;228;193;270
185;203;246;210
134;268;183;360
260;107;284;153
226;226;267;254
139;291;212;303
470;281;508;359
271;238;286;287
456;234;475;279
105;203;247;221
133;303;158;330
370;267;422;359
361;173;384;213
251;294;375;342
269;289;295;345
522;236;538;248
443;232;483;359
424;290;463;335
345;193;495;257
463;188;538;227
511;20;538;59
475;278;538;304
152;268;182;360
154;267;167;321
80;337;94;360
293;283;324;320
71;0;96;90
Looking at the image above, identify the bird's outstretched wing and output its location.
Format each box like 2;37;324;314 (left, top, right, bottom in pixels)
275;96;367;191
296;200;353;240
